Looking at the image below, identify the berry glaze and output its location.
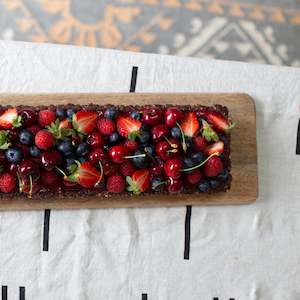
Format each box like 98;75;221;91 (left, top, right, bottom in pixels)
0;104;234;197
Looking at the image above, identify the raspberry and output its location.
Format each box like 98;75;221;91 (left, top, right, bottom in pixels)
193;135;208;152
35;130;54;150
124;139;138;152
186;170;203;185
41;171;60;186
97;118;116;136
120;161;135;177
106;174;125;193
203;156;223;177
0;173;16;193
38;110;56;127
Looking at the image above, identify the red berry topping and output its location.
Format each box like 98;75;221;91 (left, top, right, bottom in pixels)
193;135;208;152
165;108;183;127
120;161;135;177
166;177;183;193
0;108;21;129
124;139;139;152
0;172;16;193
179;112;199;137
206;111;234;133
41;150;62;171
203;156;224;177
41;170;60;186
185;170;203;185
87;131;105;148
35;130;54;150
20;109;37;127
72;111;98;134
151;124;169;142
164;158;182;179
88;148;107;164
27;125;42;135
126;169;150;194
205;141;224;156
116;116;141;139
97;118;116;136
108;145;128;164
155;140;180;161
142;107;163;126
38;110;56;127
106;174;125;193
103;161;119;176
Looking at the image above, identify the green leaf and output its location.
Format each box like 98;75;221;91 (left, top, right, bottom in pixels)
128;131;139;141
126;176;140;194
12;115;22;128
0;130;10;150
201;120;219;142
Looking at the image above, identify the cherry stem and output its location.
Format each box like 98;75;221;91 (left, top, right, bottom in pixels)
29;175;33;199
167;149;178;153
164;136;177;149
176;122;187;153
16;172;23;193
55;166;67;178
152;180;167;190
181;152;219;172
124;154;146;159
95;161;104;187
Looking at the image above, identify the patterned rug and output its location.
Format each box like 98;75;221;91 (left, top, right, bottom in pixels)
0;0;300;66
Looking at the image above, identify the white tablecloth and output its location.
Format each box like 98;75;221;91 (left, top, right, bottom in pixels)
0;41;300;300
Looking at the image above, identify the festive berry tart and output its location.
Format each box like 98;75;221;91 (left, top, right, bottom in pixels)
0;104;234;198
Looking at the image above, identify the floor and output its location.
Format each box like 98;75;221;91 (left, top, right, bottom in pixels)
0;0;299;66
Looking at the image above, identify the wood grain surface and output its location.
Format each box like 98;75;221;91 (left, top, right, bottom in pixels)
0;93;258;210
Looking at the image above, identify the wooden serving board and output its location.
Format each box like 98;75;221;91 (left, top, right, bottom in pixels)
0;93;257;210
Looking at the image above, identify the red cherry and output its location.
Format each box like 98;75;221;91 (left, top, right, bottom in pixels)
87;131;105;148
164;158;182;179
9;128;20;143
155;140;180;161
0;151;6;162
41;170;60;187
165;108;183;127
185;170;203;185
166;177;183;193
103;161;119;176
124;139;139;153
21;178;41;195
8;163;18;175
142;107;163;126
41;150;62;171
150;158;164;177
16;143;30;158
108;145;128;164
20;109;37;127
151;124;169;142
88;147;108;164
19;159;40;180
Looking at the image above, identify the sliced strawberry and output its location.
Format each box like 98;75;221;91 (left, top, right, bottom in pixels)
206;111;235;133
179;112;199;137
68;161;101;188
116;116;141;140
72;111;98;134
47;119;75;140
0;108;22;129
126;169;150;194
205;141;224;156
59;118;72;129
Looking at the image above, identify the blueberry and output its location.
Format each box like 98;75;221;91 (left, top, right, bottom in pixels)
183;157;194;168
141;123;149;132
66;108;76;119
133;150;148;169
171;127;181;139
104;107;117;120
219;133;228;145
5;148;23;164
139;131;150;144
151;178;165;192
76;142;89;157
57;140;74;156
19;129;33;145
29;145;41;157
56;107;66;119
209;179;220;189
130;111;141;120
185;137;193;151
190;152;205;164
217;169;229;181
197;180;210;192
144;145;155;156
109;132;119;144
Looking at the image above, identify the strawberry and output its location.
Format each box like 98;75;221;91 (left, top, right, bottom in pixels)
97;118;116;136
126;169;150;194
38;110;56;127
193;135;208;152
120;161;135;177
68;161;101;188
205;141;224;156
47;119;75;140
106;174;125;193
206;111;235;133
116;116;141;140
124;139;139;152
0;172;16;193
201;120;219;142
35;130;54;150
179;112;199;137
0;108;22;129
203;156;224;177
72;111;97;135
